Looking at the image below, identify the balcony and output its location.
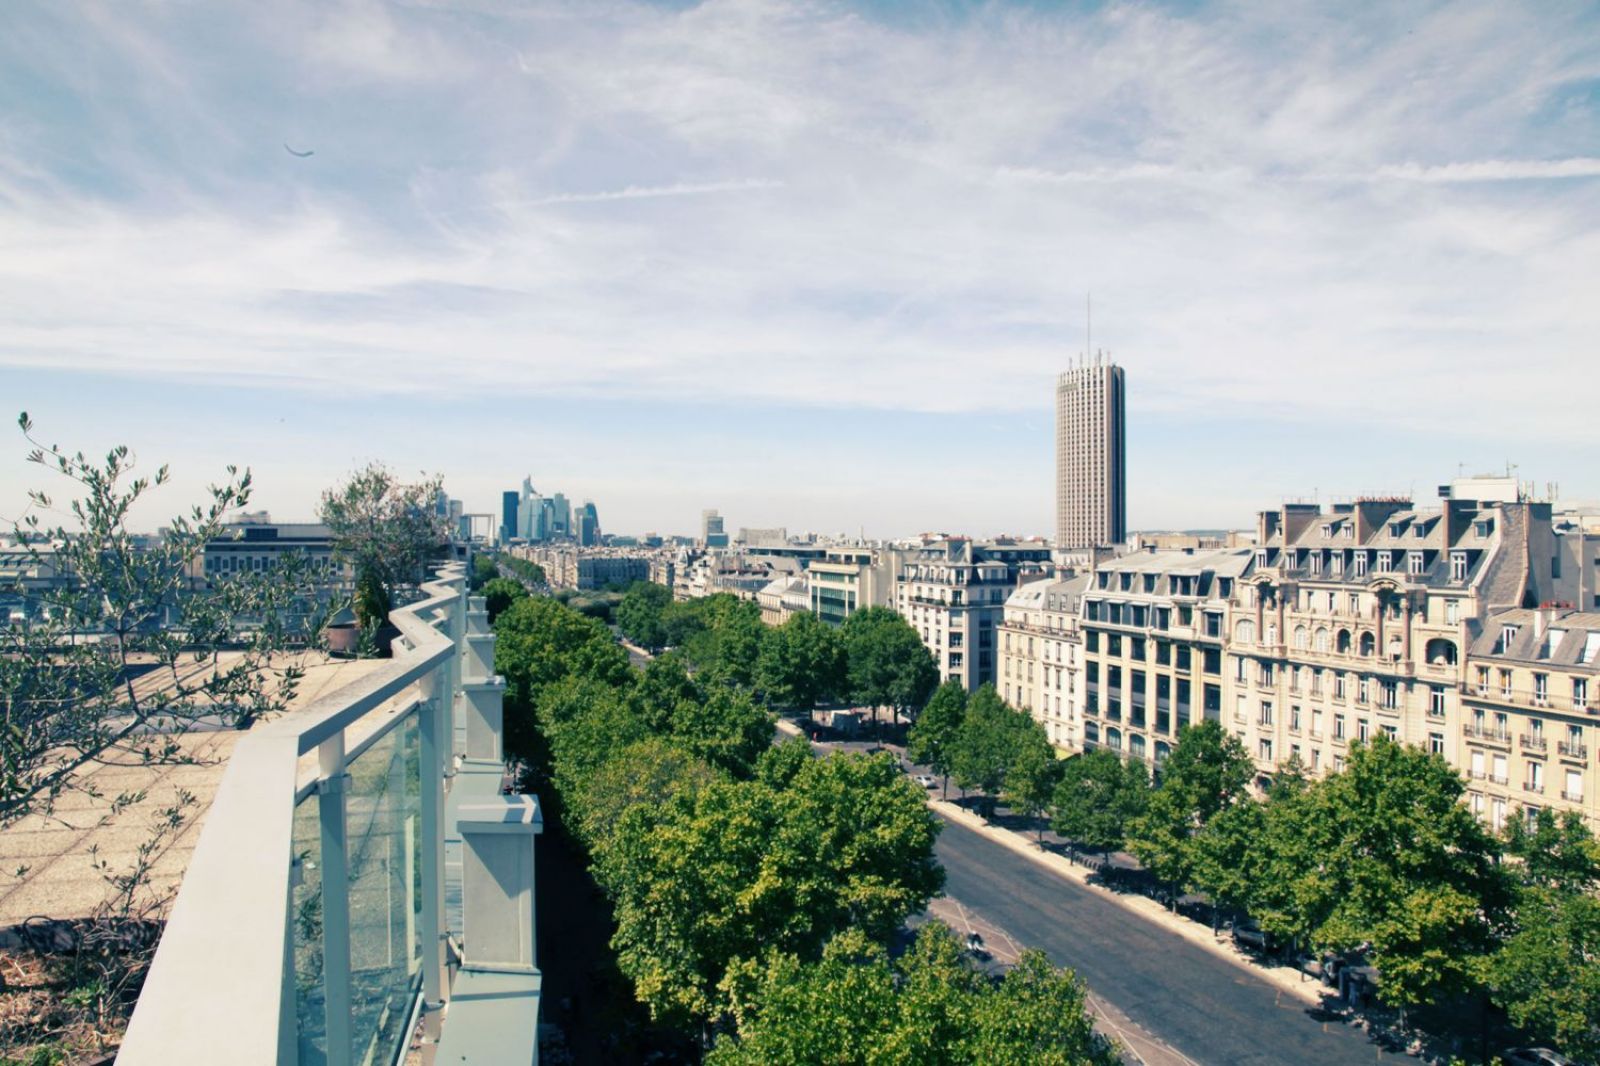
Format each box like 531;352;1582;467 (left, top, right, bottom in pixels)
1520;733;1547;753
1523;781;1545;795
1463;724;1511;745
1558;741;1588;761
120;564;542;1065
1562;790;1586;803
1488;774;1509;786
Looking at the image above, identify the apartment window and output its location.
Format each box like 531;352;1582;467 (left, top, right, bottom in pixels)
1534;673;1548;706
1349;592;1361;613
1381;680;1398;710
1290;705;1302;731
1259;738;1274;761
1476;666;1490;695
1357;719;1370;743
1259;701;1274;726
1086;631;1099;653
1446;599;1460;624
1234;657;1249;683
1203;648;1221;674
1178;646;1193;670
1130;637;1146;660
1492;752;1508;785
1357;676;1370;704
1450;552;1467;582
1311;668;1324;695
1312;708;1324;737
1428;732;1444;756
1381;724;1397;741
1500;670;1513;699
1334;754;1346;772
1156;641;1171;666
1575;678;1590;710
1108;634;1122;656
1259;662;1275;686
1429;686;1446;717
1566;768;1584;802
1156;607;1171;631
1311;748;1321;770
1527;761;1544;793
1334;713;1346;740
1334;673;1347;700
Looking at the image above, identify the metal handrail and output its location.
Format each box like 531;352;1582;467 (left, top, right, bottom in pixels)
120;564;466;1064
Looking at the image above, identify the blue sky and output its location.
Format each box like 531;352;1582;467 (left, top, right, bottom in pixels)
2;1;1598;539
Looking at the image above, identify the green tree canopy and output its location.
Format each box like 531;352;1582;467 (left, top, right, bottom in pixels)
318;461;449;629
1126;719;1252;893
598;749;943;1027
755;610;845;717
948;685;1031;817
1274;737;1510;1015
1003;721;1060;843
906;681;967;796
617;580;673;650
480;576;527;624
1050;750;1149;858
1489;809;1600;1061
840;606;938;725
708;923;1115;1066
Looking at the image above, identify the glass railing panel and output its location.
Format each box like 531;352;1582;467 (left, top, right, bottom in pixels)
292;790;327;1065
345;713;423;1066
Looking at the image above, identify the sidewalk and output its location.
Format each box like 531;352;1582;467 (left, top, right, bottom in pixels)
775;715;1334;1011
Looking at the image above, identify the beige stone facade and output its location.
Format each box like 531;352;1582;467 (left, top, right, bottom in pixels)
1460;608;1599;830
1076;547;1251;765
999;574;1089;751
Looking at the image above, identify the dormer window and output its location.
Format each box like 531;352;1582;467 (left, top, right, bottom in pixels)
1474;520;1492;538
1344;525;1355;539
1498;625;1519;653
1450;551;1467;582
1407;551;1425;575
1377;550;1393;572
1256;549;1269;569
1309;552;1323;575
1119;572;1132;591
1413;523;1426;538
1321;524;1332;538
1143;574;1156;593
1353;552;1368;577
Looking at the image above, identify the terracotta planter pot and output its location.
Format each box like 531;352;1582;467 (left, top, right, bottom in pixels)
325;622;359;655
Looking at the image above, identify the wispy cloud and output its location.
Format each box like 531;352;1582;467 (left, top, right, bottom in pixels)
489;178;786;210
1375;157;1600;182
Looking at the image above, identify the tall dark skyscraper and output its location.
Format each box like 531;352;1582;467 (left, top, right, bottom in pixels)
1055;355;1126;549
501;490;519;543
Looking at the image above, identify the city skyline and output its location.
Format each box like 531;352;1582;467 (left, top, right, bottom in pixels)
3;1;1599;535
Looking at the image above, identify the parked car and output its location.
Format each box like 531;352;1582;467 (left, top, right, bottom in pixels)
1503;1049;1574;1066
1230;921;1277;954
914;774;937;789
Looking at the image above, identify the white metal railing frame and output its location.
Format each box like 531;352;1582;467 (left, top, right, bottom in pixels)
120;563;470;1065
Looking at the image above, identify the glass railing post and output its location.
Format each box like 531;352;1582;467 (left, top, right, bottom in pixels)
417;665;448;1044
316;732;353;1066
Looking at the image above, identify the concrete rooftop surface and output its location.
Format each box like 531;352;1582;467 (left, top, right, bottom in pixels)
0;653;392;928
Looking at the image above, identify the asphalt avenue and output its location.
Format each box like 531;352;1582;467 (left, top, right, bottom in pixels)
933;816;1401;1066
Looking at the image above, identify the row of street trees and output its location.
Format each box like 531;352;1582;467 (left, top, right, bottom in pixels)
491;585;1111;1059
618;588;939;730
910;678;1599;1060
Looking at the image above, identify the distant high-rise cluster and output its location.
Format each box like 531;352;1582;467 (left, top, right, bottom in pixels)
499;476;600;546
1056;355;1126;550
